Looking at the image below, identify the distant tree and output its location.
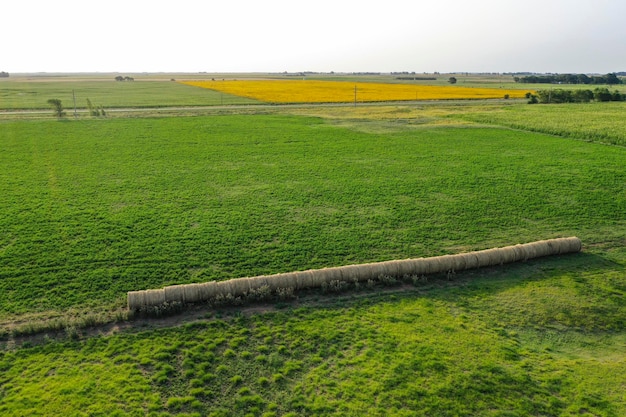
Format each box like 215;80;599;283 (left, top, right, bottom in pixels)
448;77;457;84
47;99;65;118
605;73;621;85
0;71;8;78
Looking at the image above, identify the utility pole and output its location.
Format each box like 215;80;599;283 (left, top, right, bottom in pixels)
72;90;77;118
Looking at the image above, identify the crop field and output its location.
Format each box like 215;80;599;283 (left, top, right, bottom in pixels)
0;78;625;416
0;79;259;110
180;80;530;103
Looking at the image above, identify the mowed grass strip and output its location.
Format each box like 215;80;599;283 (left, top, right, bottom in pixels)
180;80;530;103
0;114;624;317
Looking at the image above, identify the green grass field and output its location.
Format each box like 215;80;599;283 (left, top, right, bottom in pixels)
0;78;625;416
0;79;259;110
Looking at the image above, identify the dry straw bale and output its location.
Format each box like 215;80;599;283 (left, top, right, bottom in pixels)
270;273;298;290
199;281;217;300
292;270;315;290
451;253;468;271
229;277;252;296
164;285;185;303
339;265;361;282
437;255;456;272
460;252;480;269
381;260;403;277
529;240;552;258
310;267;343;287
487;248;506;265
182;283;203;303
498;247;518;264
127;237;582;309
127;291;145;310
145;289;166;306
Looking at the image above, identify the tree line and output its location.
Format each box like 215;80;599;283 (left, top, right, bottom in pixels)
515;73;622;85
0;71;8;78
526;88;624;104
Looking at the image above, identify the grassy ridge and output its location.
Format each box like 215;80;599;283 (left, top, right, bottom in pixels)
1;251;624;416
1;115;625;318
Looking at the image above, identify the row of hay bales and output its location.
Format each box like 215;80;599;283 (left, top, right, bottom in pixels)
127;237;581;310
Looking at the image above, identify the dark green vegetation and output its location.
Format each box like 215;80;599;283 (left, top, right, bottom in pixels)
0;82;624;415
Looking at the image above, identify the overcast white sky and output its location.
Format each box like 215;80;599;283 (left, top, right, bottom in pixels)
2;0;625;74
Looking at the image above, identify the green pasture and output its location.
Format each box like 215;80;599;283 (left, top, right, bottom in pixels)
1;114;624;318
0;80;258;110
0;98;624;415
1;253;624;416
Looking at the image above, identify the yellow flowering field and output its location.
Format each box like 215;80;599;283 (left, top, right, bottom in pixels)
180;80;529;103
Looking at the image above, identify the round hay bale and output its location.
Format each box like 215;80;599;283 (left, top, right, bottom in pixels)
214;280;234;297
229;278;252;297
450;253;467;272
510;244;526;262
416;256;436;274
362;262;388;280
473;250;493;267
560;237;582;254
498;246;518;264
530;240;552;258
486;248;506;265
270;272;296;290
522;243;537;260
340;264;361;282
164;285;185;303
377;260;399;277
182;283;203;303
199;281;217;301
357;263;383;281
293;270;315;290
145;289;166;306
127;291;145;310
393;259;413;277
460;252;480;269
312;267;343;286
437;255;456;272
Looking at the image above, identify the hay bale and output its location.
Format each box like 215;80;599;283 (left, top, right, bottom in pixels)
559;236;582;254
198;281;217;301
473;250;493;267
145;289;166;306
450;253;467;271
164;285;185;303
529;240;552;258
127;291;145;310
498;246;518;264
341;265;359;282
182;283;203;303
361;262;390;279
229;278;252;297
522;243;537;260
292;270;315;290
437;255;456;272
312;267;344;286
269;272;296;290
461;252;480;269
